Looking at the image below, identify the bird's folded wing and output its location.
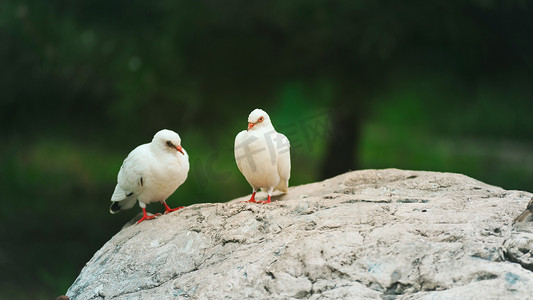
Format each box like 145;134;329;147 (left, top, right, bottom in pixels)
276;133;291;182
234;130;248;174
112;151;146;202
111;184;130;201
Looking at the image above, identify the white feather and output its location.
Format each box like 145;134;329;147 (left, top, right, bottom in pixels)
234;109;291;196
110;129;189;213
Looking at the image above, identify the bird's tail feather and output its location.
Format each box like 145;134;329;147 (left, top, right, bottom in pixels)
111;184;129;201
110;196;137;214
275;179;289;193
110;184;137;214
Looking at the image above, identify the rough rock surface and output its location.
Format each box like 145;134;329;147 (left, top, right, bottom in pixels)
67;169;533;299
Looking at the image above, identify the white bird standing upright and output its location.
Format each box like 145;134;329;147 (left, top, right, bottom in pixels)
110;129;190;224
234;108;291;203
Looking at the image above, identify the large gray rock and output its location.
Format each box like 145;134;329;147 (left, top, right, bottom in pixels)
67;169;533;299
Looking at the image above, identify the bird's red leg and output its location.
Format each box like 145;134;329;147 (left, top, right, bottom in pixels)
241;191;257;203
162;201;184;214
137;208;156;224
260;195;272;204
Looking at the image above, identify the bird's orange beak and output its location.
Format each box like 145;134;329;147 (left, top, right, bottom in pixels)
176;145;184;155
247;122;255;131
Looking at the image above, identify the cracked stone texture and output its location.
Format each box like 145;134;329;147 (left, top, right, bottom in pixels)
66;169;533;299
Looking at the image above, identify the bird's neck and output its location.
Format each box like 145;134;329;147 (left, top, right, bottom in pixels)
251;123;275;134
149;144;173;158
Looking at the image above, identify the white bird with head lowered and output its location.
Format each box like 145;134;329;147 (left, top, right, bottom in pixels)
110;129;189;224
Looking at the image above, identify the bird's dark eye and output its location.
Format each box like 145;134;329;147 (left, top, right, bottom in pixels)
166;141;173;147
258;116;264;122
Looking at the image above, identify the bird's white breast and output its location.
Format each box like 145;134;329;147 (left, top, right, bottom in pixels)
119;145;189;204
141;150;189;204
235;129;281;189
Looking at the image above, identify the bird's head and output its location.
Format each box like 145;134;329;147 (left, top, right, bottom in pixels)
247;108;271;131
153;129;185;155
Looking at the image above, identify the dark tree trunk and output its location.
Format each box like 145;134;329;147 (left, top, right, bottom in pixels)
320;106;361;180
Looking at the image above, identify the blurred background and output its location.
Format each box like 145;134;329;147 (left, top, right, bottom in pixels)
1;0;532;298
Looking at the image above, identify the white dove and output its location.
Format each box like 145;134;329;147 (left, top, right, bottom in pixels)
234;108;291;203
110;129;190;224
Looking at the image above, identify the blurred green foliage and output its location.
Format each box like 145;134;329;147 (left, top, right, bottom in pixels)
1;0;532;298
